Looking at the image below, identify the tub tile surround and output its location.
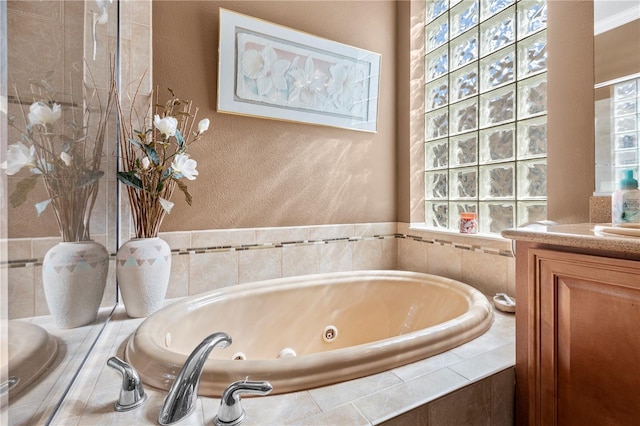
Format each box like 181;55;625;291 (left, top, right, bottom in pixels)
5;222;516;320
45;306;514;425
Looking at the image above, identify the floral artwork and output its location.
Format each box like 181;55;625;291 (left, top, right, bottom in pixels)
218;9;380;132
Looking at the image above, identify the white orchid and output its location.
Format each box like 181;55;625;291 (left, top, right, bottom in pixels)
197;118;210;134
117;89;209;238
241;44;290;98
289;55;327;107
154;114;178;138
171;153;198;180
3;142;36;175
28;102;62;126
141;156;151;169
60;152;72;166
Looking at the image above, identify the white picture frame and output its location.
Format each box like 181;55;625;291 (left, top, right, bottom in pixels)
217;8;381;133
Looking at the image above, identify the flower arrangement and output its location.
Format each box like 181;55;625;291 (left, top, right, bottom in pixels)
116;86;210;238
4;71;115;242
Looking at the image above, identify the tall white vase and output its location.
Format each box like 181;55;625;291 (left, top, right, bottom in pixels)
42;241;109;329
116;237;171;317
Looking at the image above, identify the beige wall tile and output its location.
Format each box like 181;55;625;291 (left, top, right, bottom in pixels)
354;222;397;237
308;224;355;240
238;248;281;284
426;244;463;282
491;368;515;426
256;226;309;244
282;244;320;277
189;251;238;294
352;238;384;270
397;238;428;273
381;404;429;426
8;266;35;319
7;239;31;261
160;232;191;251
461;250;508;296
191;229;255;248
167;253;189;299
318;241;352;273
428;380;491;426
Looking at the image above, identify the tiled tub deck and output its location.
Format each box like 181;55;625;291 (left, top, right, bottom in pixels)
26;303;515;425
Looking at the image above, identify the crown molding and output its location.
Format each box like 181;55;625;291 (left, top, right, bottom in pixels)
595;6;640;35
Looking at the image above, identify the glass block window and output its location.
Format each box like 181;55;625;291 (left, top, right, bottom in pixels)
612;78;640;184
425;0;547;233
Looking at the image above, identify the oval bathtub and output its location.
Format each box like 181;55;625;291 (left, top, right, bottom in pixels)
125;270;493;396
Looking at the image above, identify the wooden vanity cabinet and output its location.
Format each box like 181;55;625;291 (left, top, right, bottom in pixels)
514;243;640;426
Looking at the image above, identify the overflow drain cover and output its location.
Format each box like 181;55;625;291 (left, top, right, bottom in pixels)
322;325;338;343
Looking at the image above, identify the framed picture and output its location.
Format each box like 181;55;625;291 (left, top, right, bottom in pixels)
217;8;381;133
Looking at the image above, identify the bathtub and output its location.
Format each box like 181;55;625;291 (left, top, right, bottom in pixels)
125;270;493;396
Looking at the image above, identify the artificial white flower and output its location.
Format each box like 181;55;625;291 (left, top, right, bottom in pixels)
154;114;178;138
28;102;62;126
60;152;72;166
4;142;36;175
141;156;151;169
171;153;198;180
197;118;210;134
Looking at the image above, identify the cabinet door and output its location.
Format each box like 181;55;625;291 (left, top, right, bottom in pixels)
535;249;640;426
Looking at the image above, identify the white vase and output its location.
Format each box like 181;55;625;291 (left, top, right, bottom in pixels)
42;241;109;329
116;237;171;317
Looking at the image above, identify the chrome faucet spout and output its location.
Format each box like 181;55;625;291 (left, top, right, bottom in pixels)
214;380;273;426
158;332;232;425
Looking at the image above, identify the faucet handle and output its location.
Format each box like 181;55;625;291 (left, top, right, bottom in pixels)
214;380;273;426
107;356;147;411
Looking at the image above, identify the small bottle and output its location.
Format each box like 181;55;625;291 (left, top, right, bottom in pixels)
459;212;478;234
612;169;640;225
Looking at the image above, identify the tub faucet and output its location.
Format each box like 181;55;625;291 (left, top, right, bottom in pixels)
214;380;273;426
158;332;232;425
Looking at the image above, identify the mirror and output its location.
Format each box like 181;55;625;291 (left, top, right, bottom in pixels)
1;0;125;423
594;1;640;194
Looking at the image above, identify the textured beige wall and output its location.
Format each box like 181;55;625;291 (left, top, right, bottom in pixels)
595;19;640;85
546;0;595;224
153;1;398;232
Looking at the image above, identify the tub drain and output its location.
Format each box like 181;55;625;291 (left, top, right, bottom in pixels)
322;325;338;343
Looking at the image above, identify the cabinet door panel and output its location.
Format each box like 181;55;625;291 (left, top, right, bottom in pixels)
537;250;640;426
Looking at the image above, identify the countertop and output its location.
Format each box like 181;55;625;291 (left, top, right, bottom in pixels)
501;223;640;256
